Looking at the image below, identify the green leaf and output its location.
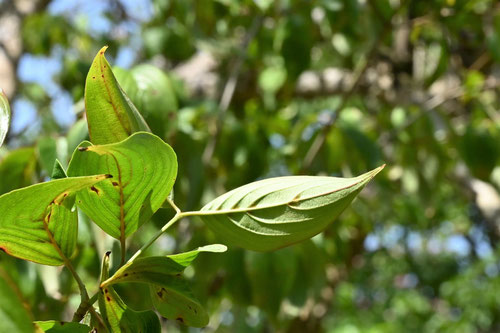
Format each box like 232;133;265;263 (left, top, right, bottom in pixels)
85;46;150;145
67;132;177;239
0;89;10;147
114;64;177;136
37;137;58;176
102;244;227;286
51;159;67;180
34;321;91;332
0;267;33;333
198;165;385;251
0;174;111;265
101;245;226;327
98;252;161;333
0;147;36;195
149;277;208;327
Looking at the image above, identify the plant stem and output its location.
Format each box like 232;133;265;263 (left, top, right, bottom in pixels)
127;212;183;264
166;197;181;214
72;292;98;322
100;211;185;287
65;259;89;304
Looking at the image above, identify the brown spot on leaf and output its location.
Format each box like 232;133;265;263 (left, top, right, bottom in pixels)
156;290;163;298
124;273;128;277
60;322;65;326
104;289;108;294
90;186;100;195
176;317;184;324
78;147;88;152
101;75;104;78
92;76;96;79
112;181;119;187
106;296;111;302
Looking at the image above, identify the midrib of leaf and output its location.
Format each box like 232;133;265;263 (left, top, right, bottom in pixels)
109;152;127;263
198;165;384;216
42;205;71;267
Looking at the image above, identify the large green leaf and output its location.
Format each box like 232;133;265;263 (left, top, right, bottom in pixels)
198;165;384;251
67;132;177;239
0;174;111;265
102;244;227;286
0;267;33;333
34;321;91;332
85;46;150;145
98;252;161;333
0;89;10;147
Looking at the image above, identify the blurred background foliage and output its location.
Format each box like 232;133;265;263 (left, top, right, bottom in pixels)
1;0;500;332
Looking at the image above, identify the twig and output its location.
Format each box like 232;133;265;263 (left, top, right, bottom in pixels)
202;15;263;164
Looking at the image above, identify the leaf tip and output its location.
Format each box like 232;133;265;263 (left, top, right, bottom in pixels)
105;251;111;257
105;174;113;179
98;45;109;56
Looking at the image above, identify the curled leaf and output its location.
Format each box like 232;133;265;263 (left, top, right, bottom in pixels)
102;244;227;286
0;89;10;147
98;252;161;333
85;46;150;144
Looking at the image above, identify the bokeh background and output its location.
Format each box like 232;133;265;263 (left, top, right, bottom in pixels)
1;0;500;332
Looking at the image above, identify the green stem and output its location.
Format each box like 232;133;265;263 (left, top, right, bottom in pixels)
100;211;185;287
126;212;183;264
72;291;98;322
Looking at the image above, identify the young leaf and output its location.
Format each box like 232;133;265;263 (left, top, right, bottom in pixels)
33;321;91;332
85;46;150;145
67;132;178;239
0;267;34;333
197;165;385;251
100;245;226;327
98;252;161;333
102;244;227;286
0;89;10;147
0;174;111;265
51;159;67;180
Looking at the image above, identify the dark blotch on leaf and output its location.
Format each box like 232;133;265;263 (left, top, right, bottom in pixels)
106;296;111;302
90;186;100;195
78;147;88;152
176;317;184;324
